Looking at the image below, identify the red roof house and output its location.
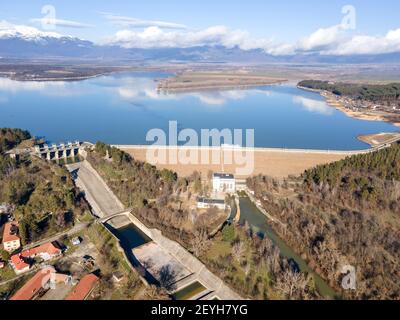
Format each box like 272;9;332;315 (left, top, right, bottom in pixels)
10;254;30;274
21;242;62;261
65;274;99;300
10;267;70;300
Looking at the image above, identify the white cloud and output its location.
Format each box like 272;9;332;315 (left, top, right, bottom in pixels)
101;13;187;30
326;28;400;55
103;17;400;57
3;16;400;57
104;25;277;52
30;18;94;29
296;25;345;52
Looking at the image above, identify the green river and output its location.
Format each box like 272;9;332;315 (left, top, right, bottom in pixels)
239;196;339;299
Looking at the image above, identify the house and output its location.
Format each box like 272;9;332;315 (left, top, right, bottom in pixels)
212;173;236;193
10;267;71;300
71;237;81;246
9;242;62;275
9;254;30;274
21;242;62;261
2;222;21;253
197;197;226;210
65;273;99;300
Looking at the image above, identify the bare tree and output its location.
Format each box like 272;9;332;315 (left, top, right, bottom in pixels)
232;241;245;263
275;269;310;300
191;228;210;257
143;285;170;300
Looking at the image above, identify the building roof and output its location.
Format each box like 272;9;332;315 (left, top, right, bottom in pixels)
10;267;69;300
10;268;54;300
197;197;225;205
213;173;234;180
21;242;62;258
65;274;99;300
2;222;20;243
10;254;30;271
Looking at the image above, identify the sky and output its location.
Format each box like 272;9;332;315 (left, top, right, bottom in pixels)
1;0;400;55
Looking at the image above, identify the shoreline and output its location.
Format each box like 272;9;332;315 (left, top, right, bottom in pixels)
298;85;400;127
0;73;109;82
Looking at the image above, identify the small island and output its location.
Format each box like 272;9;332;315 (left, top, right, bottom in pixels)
157;71;287;93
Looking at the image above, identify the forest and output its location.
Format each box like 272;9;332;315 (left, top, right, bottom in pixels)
298;80;400;102
247;143;400;299
0;129;89;245
88;142;325;300
0;128;31;154
87;142;225;247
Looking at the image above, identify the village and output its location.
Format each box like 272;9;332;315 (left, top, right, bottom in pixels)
0;203;101;300
0;168;240;301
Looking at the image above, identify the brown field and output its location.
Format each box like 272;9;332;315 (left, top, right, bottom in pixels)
157;72;286;93
117;146;351;179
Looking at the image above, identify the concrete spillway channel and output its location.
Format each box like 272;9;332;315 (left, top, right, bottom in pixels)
67;160;242;300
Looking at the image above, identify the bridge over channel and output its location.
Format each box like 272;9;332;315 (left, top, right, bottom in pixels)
98;209;133;224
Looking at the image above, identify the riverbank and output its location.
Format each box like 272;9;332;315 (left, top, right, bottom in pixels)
237;196;338;299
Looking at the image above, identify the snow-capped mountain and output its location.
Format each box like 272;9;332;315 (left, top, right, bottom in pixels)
0;21;66;41
1;21;399;63
0;21;99;59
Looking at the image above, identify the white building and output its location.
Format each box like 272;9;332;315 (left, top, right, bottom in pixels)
2;222;21;253
212;173;236;193
197;197;226;210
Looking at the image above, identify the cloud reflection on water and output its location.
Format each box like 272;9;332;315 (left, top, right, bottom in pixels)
292;95;333;115
0;74;275;107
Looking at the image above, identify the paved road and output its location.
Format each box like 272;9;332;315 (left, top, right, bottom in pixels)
67;161;125;218
23;222;91;250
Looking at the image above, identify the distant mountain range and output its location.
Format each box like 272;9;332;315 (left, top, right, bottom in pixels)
1;32;400;64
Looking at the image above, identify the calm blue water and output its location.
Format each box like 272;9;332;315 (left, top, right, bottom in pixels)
0;72;397;150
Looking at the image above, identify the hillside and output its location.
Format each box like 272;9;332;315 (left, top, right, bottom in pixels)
247;143;400;299
298;80;400;102
0;129;89;245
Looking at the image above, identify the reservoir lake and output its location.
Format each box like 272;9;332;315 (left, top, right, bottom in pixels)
0;71;398;150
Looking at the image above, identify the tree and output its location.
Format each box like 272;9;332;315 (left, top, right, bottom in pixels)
275;269;311;300
0;249;10;261
191;228;210;257
160;169;177;184
222;224;235;243
143;285;170;300
232;241;245;263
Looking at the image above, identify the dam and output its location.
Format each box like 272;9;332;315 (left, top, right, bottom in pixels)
34;141;88;161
